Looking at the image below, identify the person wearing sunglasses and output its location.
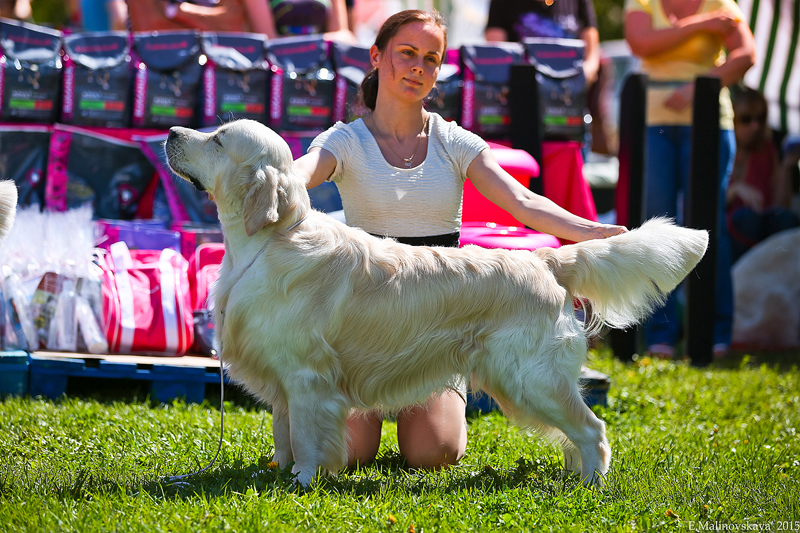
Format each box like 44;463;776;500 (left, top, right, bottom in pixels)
726;86;799;264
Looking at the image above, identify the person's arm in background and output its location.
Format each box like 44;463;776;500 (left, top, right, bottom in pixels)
324;0;357;43
242;0;278;38
578;0;600;86
581;26;600;85
485;27;507;42
170;0;247;32
484;0;509;42
662;21;756;111
106;0;128;30
126;0;187;31
624;8;741;57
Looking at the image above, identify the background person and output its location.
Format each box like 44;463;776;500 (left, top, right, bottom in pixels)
80;0;127;31
624;0;756;359
726;87;799;264
294;9;626;469
242;0;354;41
484;0;610;154
484;0;599;86
127;0;249;32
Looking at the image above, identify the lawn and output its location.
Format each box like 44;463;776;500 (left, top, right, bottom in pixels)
0;348;798;532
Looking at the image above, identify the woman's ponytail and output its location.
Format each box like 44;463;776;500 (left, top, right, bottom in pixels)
359;69;379;112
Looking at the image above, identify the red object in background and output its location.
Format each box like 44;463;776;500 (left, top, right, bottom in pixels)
464;141;597;239
462;142;540;226
187;243;225;311
101;242;194;356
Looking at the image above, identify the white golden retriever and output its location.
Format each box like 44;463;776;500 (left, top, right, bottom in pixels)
165;119;708;487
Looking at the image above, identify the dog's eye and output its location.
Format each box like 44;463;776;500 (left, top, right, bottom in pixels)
213;136;223;147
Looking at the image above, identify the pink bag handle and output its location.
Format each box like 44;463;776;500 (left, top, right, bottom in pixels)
158;248;180;353
109;241;136;353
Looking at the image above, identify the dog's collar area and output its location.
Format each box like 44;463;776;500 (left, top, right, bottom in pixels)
215;213;307;232
286;215;307;231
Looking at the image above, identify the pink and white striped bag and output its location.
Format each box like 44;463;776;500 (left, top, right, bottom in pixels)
100;241;194;355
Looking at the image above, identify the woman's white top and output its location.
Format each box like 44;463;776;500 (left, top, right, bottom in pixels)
309;112;489;237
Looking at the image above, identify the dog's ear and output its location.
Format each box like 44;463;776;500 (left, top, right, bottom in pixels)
243;166;280;236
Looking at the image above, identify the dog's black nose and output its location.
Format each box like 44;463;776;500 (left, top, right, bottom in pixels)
168;128;180;141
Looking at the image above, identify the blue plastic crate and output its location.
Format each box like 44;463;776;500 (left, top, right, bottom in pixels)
28;353;227;403
0;350;29;397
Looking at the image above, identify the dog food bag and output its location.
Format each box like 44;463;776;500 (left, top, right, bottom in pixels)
460;43;523;139
132;31;203;129
201;32;269;127
524;37;587;142
45;125;156;219
266;35;334;132
62;32;132;128
0;19;62;123
0;124;50;208
330;41;370;123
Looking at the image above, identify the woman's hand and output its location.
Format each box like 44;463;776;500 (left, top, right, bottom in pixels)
586;224;629;240
691;9;741;36
729;181;764;211
664;82;695;112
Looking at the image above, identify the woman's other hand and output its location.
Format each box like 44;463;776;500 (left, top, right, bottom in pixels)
664;82;695;112
693;9;741;35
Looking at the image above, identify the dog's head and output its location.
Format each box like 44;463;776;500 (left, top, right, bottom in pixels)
164;119;309;236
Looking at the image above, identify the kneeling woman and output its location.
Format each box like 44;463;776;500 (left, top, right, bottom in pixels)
294;9;626;469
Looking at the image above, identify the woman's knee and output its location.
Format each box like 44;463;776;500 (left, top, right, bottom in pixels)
399;434;465;469
396;391;467;469
346;410;382;468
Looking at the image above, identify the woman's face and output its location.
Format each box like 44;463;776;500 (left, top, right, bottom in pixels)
370;21;446;105
733;100;768;150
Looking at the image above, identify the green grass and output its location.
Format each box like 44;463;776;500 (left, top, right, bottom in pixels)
1;349;798;532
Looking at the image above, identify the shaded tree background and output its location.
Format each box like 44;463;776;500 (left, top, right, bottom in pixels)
594;0;626;41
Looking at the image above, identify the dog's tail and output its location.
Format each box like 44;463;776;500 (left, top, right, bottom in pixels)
543;217;709;334
0;180;17;246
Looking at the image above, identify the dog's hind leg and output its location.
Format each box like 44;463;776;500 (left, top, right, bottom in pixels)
285;371;350;486
478;325;610;486
495;374;610;487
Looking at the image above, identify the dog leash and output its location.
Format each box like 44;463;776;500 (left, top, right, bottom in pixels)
162;215;307;485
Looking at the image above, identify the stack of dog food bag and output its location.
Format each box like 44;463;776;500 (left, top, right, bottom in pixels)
0;17;588;358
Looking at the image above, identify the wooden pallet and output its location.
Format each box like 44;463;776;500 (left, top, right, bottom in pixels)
27;351;227;403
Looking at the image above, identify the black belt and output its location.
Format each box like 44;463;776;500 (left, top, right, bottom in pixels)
370;231;460;248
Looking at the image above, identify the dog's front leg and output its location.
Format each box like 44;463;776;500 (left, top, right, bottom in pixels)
285;371;350;487
271;397;294;468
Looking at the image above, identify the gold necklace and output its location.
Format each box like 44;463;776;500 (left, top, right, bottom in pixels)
374;115;429;168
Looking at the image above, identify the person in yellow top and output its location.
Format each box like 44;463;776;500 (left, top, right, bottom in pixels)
624;0;755;359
